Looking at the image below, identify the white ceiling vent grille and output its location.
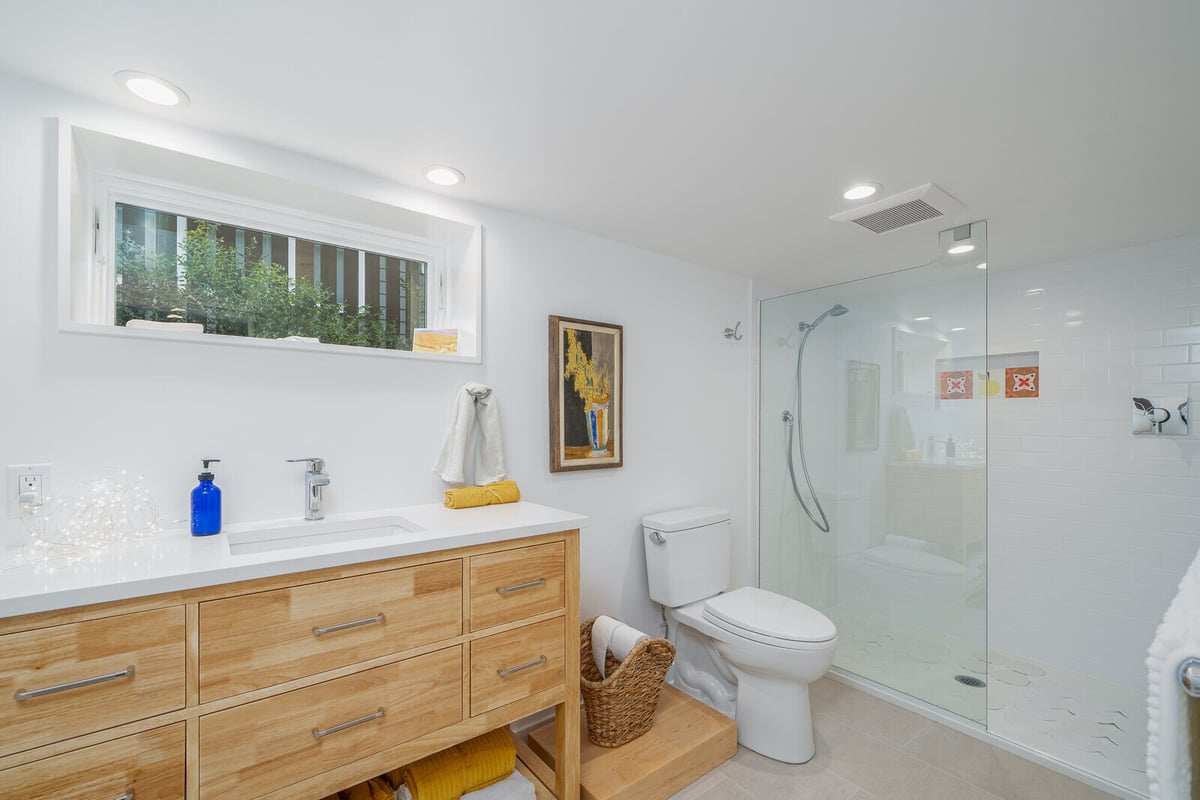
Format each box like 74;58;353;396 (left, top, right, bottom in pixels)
829;183;965;235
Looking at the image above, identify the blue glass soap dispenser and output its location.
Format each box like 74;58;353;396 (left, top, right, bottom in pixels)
191;459;222;536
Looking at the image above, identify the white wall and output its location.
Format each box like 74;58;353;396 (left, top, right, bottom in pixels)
0;72;753;637
988;234;1200;689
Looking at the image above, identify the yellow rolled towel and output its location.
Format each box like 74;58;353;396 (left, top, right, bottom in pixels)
459;728;517;793
443;480;521;509
401;744;466;800
340;778;392;800
396;727;517;798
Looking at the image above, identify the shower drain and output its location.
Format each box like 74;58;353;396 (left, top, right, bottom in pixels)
955;674;987;688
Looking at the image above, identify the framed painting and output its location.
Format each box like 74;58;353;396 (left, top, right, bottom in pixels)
549;315;623;472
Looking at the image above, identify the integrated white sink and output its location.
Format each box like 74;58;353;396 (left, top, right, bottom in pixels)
225;513;424;556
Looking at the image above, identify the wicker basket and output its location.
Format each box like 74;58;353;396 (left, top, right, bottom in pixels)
579;616;676;747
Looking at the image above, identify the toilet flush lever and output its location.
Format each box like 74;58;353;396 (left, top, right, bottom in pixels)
649;531;666;545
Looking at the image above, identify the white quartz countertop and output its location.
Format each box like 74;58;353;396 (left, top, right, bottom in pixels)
0;501;587;619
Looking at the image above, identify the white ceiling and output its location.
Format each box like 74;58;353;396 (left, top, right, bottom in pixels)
3;1;1199;291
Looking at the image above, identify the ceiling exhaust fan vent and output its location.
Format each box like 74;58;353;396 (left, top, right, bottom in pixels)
829;183;965;235
852;198;942;233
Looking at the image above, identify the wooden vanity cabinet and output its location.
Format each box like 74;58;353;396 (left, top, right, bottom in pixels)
0;529;581;800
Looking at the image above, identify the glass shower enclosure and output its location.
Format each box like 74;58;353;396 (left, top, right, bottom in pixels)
759;221;989;722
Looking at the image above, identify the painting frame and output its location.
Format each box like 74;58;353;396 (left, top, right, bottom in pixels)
549;315;624;472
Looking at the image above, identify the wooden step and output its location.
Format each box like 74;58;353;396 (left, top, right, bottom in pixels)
525;685;736;800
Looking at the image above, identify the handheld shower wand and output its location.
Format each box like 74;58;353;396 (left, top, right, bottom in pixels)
783;303;848;533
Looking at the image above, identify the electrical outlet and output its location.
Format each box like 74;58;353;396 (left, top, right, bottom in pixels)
7;464;52;519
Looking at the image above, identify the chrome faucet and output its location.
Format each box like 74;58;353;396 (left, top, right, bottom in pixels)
287;458;330;520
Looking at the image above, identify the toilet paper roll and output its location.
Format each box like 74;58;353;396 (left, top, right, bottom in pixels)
591;615;623;678
608;623;650;665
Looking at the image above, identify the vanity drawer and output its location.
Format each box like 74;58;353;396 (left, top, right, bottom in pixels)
199;559;462;701
470;617;565;716
198;646;463;799
0;723;184;799
0;606;186;757
469;542;565;631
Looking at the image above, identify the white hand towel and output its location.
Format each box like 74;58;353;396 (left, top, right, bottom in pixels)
433;383;507;485
472;384;507;485
1146;545;1200;799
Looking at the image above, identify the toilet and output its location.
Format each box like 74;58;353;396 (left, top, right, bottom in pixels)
643;507;837;764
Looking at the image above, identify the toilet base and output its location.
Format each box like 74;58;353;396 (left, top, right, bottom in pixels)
729;667;816;764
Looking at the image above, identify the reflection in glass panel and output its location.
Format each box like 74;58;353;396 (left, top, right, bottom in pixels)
758;221;988;722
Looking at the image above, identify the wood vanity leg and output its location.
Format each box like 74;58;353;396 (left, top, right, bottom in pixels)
555;530;581;800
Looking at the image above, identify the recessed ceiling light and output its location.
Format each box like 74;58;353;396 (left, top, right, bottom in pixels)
424;165;465;186
114;71;188;106
976;262;987;270
947;244;975;255
914;315;932;321
951;327;966;332
842;183;880;200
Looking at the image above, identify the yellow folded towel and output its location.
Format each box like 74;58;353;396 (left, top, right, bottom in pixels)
340;778;392;800
395;727;517;799
443;480;521;509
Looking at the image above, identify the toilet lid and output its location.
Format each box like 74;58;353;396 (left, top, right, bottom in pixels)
703;587;836;644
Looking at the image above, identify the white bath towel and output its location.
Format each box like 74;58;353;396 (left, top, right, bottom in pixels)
433;383;507;485
1146;545;1200;799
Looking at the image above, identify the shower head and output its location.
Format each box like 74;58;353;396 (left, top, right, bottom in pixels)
798;303;850;331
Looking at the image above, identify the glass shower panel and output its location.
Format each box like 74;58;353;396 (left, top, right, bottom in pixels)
759;221;988;722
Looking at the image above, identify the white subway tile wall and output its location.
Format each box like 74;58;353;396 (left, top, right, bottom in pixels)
988;234;1200;689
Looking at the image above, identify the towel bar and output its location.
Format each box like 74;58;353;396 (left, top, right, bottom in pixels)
1179;657;1200;698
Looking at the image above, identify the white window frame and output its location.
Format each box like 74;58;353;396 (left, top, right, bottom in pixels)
58;120;482;363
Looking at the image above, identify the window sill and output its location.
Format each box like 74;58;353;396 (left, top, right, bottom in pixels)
58;321;482;365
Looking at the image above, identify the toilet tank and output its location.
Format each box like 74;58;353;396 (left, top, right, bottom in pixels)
643;507;731;607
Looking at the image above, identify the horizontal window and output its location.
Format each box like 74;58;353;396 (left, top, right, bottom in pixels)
115;202;427;350
62;123;482;362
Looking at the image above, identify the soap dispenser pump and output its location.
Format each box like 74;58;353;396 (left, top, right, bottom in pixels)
191;459;222;536
945;435;956;460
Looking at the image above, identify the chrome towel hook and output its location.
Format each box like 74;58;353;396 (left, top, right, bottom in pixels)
723;321;743;341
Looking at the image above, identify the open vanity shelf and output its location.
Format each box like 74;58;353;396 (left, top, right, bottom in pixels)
0;528;581;800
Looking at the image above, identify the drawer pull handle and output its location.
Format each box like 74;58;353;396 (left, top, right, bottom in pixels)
115;793;134;800
14;665;135;701
496;578;545;595
312;613;385;636
312;707;385;738
497;655;547;677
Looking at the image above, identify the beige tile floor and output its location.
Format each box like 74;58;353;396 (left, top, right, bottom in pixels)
668;678;1121;800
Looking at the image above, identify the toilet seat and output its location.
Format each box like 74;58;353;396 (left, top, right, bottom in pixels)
703;587;836;650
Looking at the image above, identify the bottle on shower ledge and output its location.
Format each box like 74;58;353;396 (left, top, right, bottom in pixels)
945;435;956;460
926;435;935;461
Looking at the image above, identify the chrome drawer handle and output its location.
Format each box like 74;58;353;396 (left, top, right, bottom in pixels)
312;707;385;738
312;613;385;636
496;578;545;595
14;665;135;701
497;655;547;677
115;793;134;800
